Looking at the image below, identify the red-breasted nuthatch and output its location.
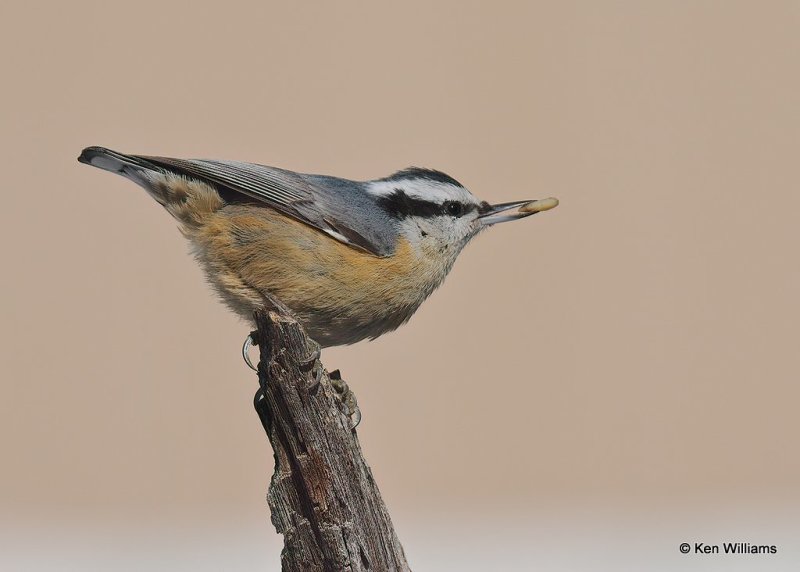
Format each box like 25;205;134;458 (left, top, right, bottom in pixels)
79;146;558;349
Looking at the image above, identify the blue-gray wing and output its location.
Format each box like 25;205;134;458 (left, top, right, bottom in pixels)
139;155;396;257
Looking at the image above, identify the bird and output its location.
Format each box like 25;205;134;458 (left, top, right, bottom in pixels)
78;146;558;349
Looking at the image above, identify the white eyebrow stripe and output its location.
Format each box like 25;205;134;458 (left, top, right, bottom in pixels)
366;179;477;204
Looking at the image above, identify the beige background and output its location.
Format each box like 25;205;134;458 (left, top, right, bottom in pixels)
2;1;799;570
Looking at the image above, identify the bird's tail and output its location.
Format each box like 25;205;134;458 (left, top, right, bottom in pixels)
78;146;164;188
78;146;223;226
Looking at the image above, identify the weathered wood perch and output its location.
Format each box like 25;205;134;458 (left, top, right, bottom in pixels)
252;309;411;572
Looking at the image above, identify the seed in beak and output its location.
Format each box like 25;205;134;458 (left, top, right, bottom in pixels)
519;197;559;214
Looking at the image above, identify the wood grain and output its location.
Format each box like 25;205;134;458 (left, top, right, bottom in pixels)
253;309;410;572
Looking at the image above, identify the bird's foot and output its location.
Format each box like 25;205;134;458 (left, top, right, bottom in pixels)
243;325;357;428
299;342;324;387
329;369;361;429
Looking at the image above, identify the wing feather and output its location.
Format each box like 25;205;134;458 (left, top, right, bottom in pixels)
138;155;390;256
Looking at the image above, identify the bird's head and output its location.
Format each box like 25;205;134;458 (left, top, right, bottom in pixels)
368;168;558;265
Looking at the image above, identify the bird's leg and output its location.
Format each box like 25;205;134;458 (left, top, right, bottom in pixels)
244;290;357;426
260;290;297;321
258;289;326;382
243;291;302;371
329;369;361;428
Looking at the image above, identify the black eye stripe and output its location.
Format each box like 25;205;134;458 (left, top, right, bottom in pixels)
377;189;439;218
378;190;476;219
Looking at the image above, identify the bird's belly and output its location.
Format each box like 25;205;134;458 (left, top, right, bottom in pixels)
190;206;446;347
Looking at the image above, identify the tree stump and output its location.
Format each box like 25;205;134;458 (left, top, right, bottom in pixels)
252;309;410;572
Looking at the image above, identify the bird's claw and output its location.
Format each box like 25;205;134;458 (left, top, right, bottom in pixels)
297;341;324;388
330;369;361;429
299;343;322;369
242;333;258;371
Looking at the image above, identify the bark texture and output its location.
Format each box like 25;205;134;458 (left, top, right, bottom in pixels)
253;309;410;572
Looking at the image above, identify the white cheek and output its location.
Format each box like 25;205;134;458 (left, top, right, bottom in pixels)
397;216;479;257
396;219;430;250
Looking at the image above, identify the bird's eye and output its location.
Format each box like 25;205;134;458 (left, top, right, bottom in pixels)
445;201;464;217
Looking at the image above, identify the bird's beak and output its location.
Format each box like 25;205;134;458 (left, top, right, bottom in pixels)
477;197;559;226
